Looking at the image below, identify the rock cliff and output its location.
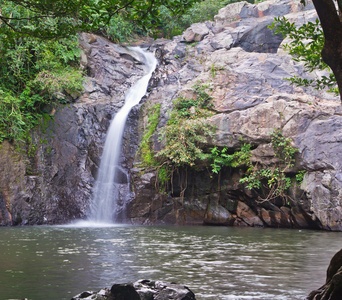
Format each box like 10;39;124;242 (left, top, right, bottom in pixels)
0;36;146;225
129;0;342;230
1;0;342;230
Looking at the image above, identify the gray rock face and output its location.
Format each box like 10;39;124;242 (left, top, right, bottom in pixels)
129;0;342;231
1;0;342;231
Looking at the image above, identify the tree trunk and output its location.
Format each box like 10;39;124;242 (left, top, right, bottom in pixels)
312;0;342;101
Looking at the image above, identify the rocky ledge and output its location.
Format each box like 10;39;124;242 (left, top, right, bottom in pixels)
72;279;196;300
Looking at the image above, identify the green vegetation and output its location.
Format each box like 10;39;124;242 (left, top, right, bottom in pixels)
0;31;83;142
239;129;299;202
157;84;214;167
209;143;252;174
0;1;86;143
208;129;303;203
139;103;161;167
102;14;146;43
154;84;215;194
295;170;307;185
138;83;215;192
158;0;228;38
210;64;225;78
0;0;200;39
269;17;339;95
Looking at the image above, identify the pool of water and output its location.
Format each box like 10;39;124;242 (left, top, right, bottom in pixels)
0;225;341;300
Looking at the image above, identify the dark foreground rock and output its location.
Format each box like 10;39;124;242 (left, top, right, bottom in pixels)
307;249;342;300
72;280;196;300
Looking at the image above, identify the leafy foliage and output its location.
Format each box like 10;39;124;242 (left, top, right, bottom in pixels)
158;118;213;167
270;128;298;167
269;17;339;95
0;0;201;39
208;129;302;203
209;143;252;174
139;103;161;167
157;84;214;167
157;0;227;38
102;13;145;43
0;2;83;143
136;84;215;193
295;170;307;185
239;129;299;202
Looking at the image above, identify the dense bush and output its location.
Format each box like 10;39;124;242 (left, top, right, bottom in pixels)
103;0;256;41
0;2;83;143
157;84;214;167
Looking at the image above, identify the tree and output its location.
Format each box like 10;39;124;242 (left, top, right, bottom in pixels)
269;17;338;95
310;0;342;100
0;0;200;39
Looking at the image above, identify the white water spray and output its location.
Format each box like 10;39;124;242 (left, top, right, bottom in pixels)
89;47;157;224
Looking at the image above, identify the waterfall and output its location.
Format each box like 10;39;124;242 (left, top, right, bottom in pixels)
89;47;157;224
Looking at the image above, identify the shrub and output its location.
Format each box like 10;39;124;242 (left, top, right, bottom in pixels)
0;2;83;143
157;84;214;167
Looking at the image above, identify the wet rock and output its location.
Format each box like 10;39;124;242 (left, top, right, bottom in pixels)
258;207;292;228
236;201;264;227
72;280;196;300
204;202;235;225
111;284;140;300
72;288;110;300
307;248;342;300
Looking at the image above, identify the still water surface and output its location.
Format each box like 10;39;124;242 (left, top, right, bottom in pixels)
0;225;341;300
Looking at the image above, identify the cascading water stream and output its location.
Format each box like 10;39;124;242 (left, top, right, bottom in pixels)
89;47;157;224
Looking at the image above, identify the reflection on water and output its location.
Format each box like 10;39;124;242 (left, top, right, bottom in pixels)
0;225;341;300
